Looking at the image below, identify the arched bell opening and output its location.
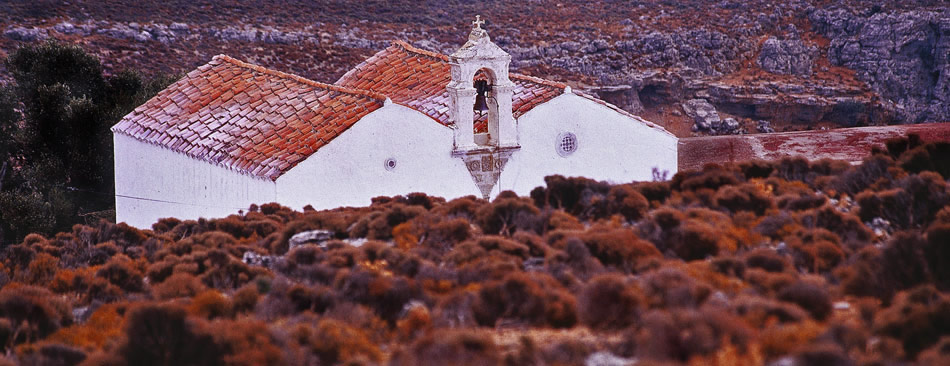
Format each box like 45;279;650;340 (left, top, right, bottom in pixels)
472;68;499;147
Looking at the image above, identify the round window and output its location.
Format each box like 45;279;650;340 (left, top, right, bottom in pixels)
384;158;397;171
556;132;578;157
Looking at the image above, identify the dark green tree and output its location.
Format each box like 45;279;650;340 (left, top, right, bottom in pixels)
0;41;174;243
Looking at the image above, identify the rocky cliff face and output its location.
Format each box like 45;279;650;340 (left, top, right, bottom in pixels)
812;8;950;124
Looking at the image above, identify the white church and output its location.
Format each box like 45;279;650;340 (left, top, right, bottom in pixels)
112;18;678;228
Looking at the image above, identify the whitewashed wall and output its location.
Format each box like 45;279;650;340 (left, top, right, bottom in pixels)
114;94;678;226
496;93;678;196
275;103;476;210
113;133;276;228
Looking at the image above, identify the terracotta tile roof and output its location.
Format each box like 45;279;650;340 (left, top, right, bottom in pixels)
336;41;568;132
112;55;387;180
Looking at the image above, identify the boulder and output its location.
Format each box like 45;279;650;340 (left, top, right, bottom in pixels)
683;99;721;132
288;229;333;250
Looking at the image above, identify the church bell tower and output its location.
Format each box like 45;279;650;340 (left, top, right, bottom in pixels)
447;16;520;199
447;16;519;152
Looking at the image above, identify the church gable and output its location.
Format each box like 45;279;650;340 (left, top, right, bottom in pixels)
111;55;387;180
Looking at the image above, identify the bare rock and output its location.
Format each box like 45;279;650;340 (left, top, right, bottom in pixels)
4;27;48;41
288;229;333;250
758;36;817;76
757;120;776;133
683;98;721;132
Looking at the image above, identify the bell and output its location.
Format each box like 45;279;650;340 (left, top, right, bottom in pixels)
473;79;491;114
473;93;489;114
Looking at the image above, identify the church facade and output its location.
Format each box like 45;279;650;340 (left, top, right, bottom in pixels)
112;20;678;228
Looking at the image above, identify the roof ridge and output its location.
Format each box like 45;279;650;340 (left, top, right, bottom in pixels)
510;73;568;90
391;40;450;62
212;55;389;102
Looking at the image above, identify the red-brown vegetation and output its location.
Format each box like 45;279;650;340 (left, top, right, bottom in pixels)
0;138;948;364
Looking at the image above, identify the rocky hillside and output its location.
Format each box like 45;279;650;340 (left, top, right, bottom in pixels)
1;0;947;136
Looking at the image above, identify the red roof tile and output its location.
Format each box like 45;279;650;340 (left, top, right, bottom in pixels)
336;41;568;132
112;55;387;180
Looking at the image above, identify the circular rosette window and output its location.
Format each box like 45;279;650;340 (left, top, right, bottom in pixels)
384;157;397;171
556;132;578;157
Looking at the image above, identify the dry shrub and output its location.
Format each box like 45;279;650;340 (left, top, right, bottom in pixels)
21;252;59;285
634;307;754;362
925;223;950;289
210;319;283;366
918;336;950;366
758;320;827;358
472;272;577;328
634;181;672;204
16;342;87;366
289;318;382;365
640;209;739;261
285;244;322;267
198;250;266;290
714;183;774;216
209;216;255;239
397;305;432;341
419;217;472;253
433;195;483;220
351;203;427;240
391;329;500;366
778;193;827;211
732;295;808;327
641;268;713;309
673;166;742;192
835;247;895;301
744;268;797;296
711;256;746;279
898;141;950;179
873;285;950;358
512;231;553;258
49;266;96;295
672;219;724;261
537;338;594;366
231;284;259;314
548;238;605;281
743;248;789;273
95;220;149;248
466;236;530;260
531;175;611;219
542;210;585;232
800;205;873;245
114;303;223;365
287;283;337;314
738;160;775;179
95;257;144;293
607;184;649;221
334;269;417;324
0;285;72;344
578;226;660;272
152;217;182;233
833;154;895;195
152;273;206;300
579;274;643;330
47;305;123;350
189;290;233;320
879;232;931;290
777;281;833;321
786;229;846;273
476;194;541;235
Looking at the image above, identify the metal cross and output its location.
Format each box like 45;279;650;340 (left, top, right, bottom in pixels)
472;15;485;29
